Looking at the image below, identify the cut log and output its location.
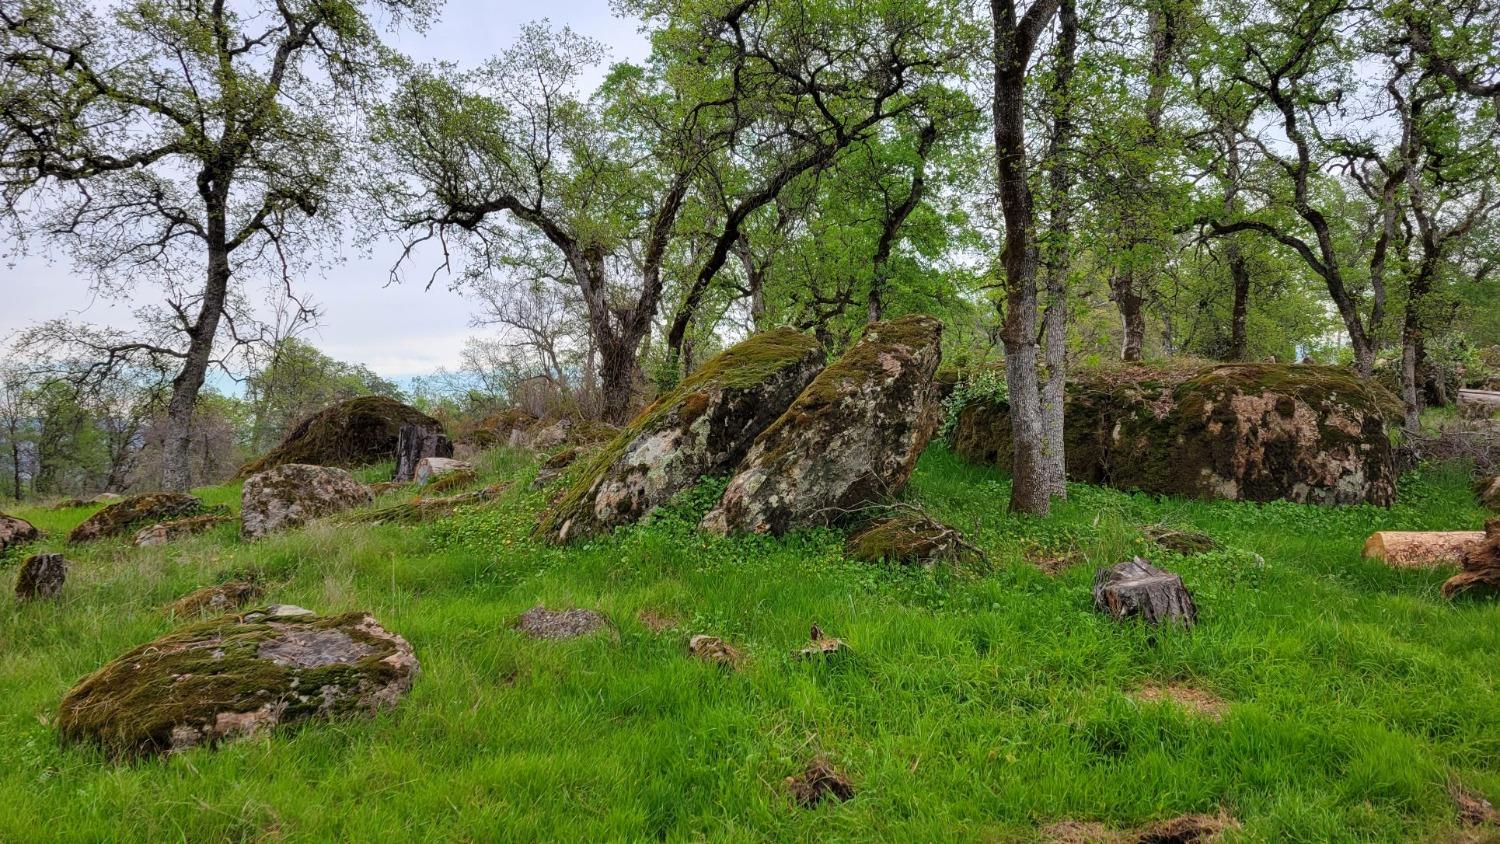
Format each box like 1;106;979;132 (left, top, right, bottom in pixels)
1442;520;1500;599
393;424;453;482
1093;558;1197;626
1362;531;1485;568
1458;389;1500;419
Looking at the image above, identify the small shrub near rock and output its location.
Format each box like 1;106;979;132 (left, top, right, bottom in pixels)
15;553;67;601
68;493;201;544
57;604;418;759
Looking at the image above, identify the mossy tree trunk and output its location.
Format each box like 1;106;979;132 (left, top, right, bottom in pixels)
1039;0;1077;499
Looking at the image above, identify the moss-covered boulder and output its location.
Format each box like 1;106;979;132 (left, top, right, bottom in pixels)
951;363;1401;506
133;514;234;547
239;396;442;476
67;493;201;544
241;464;373;540
1;512;41;554
702;315;944;536
845;512;972;566
538;328;826;542
57;605;417;758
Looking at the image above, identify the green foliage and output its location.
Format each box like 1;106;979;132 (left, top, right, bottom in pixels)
938;368;1007;442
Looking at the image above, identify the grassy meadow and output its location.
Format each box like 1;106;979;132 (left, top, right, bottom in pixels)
1;446;1497;842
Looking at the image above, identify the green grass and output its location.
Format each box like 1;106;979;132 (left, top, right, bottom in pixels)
1;448;1496;842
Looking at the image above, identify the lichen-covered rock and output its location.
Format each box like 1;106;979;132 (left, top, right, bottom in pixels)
702;315;943;536
845;512;972;565
57;605;417;758
241;464;373;540
413;457;471;486
1;512;41;553
164;581;264;617
15;553;67;601
513;606;610;640
134;514;234;547
239;396;442;476
951;363;1401;506
68;493;201;544
539;328;826;542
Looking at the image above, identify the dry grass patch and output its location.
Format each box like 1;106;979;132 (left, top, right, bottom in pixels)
1132;682;1229;721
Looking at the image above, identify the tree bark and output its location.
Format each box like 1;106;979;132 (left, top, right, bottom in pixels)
991;0;1060;516
161;201;229;492
1227;244;1251;360
1039;0;1077;500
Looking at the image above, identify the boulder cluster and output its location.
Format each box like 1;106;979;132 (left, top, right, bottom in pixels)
538;316;946;543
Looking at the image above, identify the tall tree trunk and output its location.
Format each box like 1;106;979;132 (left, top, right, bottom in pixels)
1040;0;1077;500
161;213;229;492
991;0;1060;516
1227;244;1251;359
1113;271;1147;361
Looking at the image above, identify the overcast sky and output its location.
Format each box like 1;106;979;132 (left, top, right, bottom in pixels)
0;1;648;381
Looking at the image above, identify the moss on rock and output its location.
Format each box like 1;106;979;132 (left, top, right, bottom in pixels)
845;512;972;565
68;493;202;544
703;315;944;536
951;362;1401;506
58;605;417;759
239;396;441;476
537;328;826;542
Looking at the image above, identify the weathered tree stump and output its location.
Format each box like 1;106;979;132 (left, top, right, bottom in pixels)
1093;558;1197;626
1443;520;1500;599
393;424;453;482
15;553;67;601
1363;531;1486;568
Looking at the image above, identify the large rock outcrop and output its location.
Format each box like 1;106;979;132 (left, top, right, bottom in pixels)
239;396;442;476
241;464;373;540
57;605;417;758
1;512;41;553
538;328;826;542
68;493;202;544
951;363;1401;506
702;315;944;536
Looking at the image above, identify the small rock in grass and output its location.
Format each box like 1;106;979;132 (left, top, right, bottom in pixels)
514;606;609;640
1450;781;1500;828
57;606;417;758
1143;526;1220;555
164;581;263;617
786;756;854;807
1093;558;1197;627
795;623;847;659
0;512;41;553
413;457;472;486
688;635;744;668
133;514;233;547
15;553;67;601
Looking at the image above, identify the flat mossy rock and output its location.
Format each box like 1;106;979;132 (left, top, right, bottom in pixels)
57;605;417;758
134;514;234;547
952;363;1401;506
539;327;826;542
1;512;41;553
239;396;442;476
241;464;373;540
67;493;202;544
703;315;943;536
845;513;970;565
